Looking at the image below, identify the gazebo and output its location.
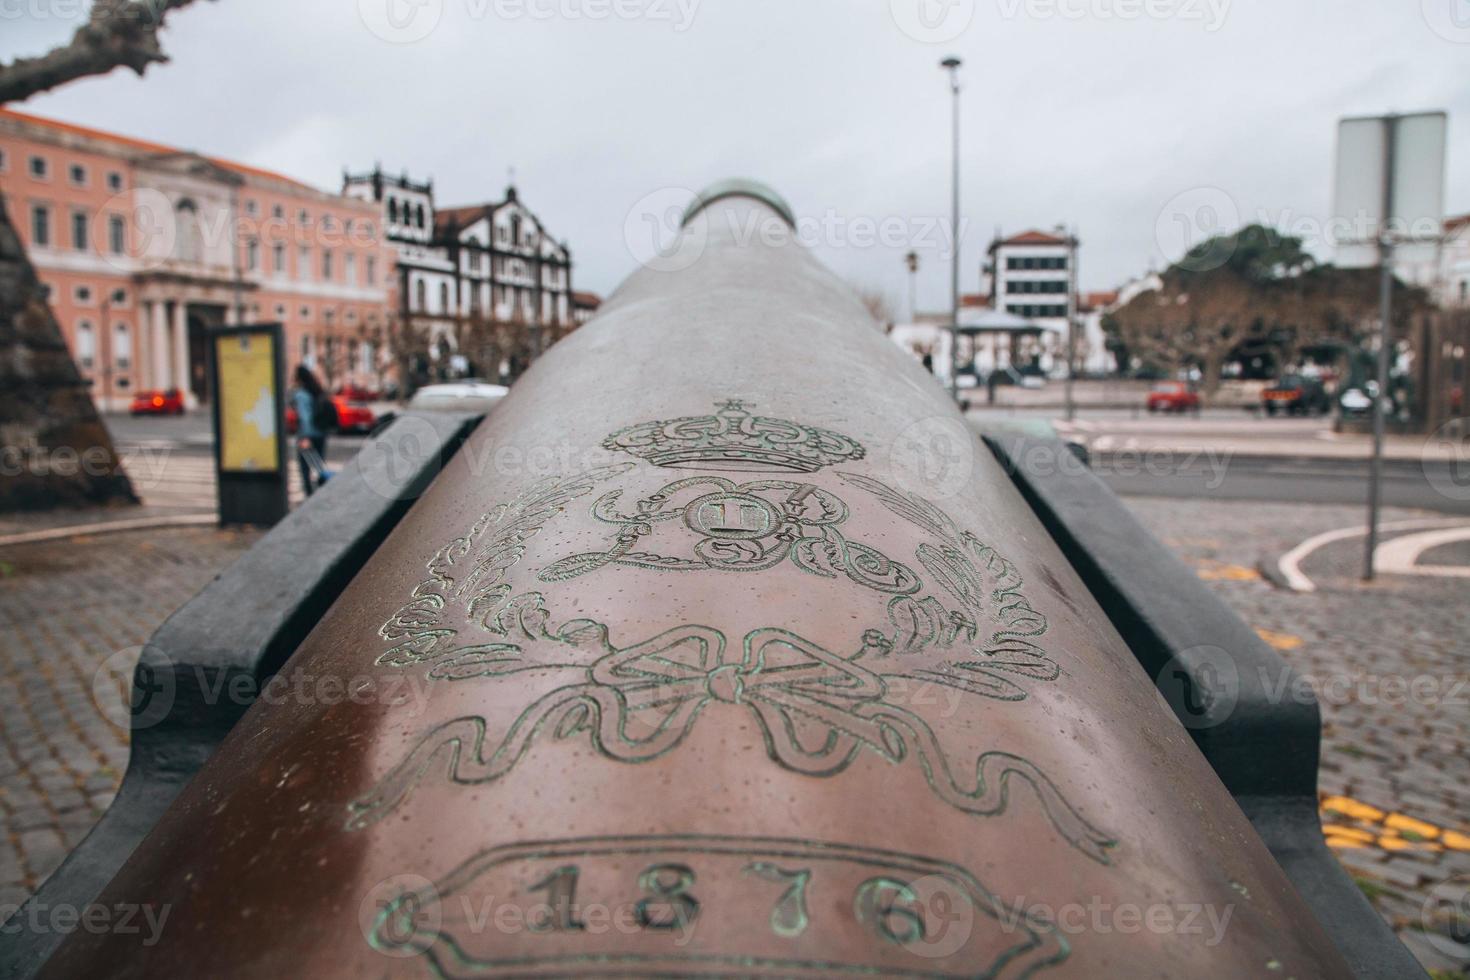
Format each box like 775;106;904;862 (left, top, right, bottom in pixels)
952;307;1055;378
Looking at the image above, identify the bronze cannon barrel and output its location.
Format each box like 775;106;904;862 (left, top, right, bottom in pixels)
47;182;1350;978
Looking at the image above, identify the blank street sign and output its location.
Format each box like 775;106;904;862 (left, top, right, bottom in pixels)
1332;111;1446;272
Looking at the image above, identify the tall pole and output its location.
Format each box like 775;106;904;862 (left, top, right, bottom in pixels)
1065;227;1078;422
942;56;962;401
905;250;919;323
1364;114;1397;581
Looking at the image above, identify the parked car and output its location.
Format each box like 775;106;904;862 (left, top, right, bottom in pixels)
335;383;380;403
405;381;510;415
1262;375;1331;416
986;366;1044;390
1146;381;1200;414
1337;386;1374;420
286;394;377;435
129;388;186;416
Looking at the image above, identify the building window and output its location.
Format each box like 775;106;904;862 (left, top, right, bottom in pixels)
299;246;311;280
0;149;7;172
68;164;87;186
324;309;335;327
76;320;95;368
245;199;259;217
365;256;376;285
28;156;48;179
174;199;202;264
322;249;334;280
71;211;88;251
246;239;260;271
272;243;286;274
111;288;127;305
322;215;335;231
108;214;126;255
276;304;286;319
439;282;450;313
388;199;399;224
298;208;309;226
272;204;284;220
107;171;123;192
344;252;356;284
31;205;50;246
114;323;131;369
416;204;425;228
300;305;312;321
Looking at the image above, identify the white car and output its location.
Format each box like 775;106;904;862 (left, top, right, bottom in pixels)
406;380;510;415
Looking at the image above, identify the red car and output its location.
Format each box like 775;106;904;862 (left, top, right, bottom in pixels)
286;395;376;435
1146;381;1200;413
129;388;186;416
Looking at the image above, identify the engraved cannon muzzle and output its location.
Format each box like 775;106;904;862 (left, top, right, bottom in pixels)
40;180;1360;978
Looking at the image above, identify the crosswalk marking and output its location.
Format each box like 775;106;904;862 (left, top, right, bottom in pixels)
117;450;308;511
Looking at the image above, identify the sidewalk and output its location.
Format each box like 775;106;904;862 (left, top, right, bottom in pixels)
1135;497;1470;974
0;523;260;914
1047;416;1459;463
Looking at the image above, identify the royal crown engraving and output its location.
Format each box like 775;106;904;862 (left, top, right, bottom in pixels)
601;400;866;473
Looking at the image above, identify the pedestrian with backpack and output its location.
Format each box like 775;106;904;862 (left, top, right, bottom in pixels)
291;364;336;496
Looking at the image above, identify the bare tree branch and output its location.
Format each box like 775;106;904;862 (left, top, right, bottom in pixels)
0;0;210;106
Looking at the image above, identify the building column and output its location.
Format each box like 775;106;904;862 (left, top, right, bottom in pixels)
150;301;170;392
172;301;193;406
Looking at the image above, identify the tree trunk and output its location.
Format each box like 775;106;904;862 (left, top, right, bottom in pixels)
0;195;136;511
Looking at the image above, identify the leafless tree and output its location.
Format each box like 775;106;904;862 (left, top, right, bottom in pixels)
1;0;213;510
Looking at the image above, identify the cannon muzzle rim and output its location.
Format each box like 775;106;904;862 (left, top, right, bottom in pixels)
682;178;796;230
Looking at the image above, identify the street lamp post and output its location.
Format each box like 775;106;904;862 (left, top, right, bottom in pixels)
941;56;962;401
904;250;919;322
1065;227;1078;422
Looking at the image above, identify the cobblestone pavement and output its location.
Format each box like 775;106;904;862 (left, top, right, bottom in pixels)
0;525;258;920
0;495;1464;974
1127;495;1470;976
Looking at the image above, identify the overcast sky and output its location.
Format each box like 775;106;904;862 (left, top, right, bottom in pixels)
4;0;1467;311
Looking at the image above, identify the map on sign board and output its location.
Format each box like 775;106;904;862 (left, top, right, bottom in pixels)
216;331;279;473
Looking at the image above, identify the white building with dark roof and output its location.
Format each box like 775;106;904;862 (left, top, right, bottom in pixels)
343;168;575;375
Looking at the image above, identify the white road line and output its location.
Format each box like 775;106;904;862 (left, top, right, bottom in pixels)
1277;518;1468;592
1375;526;1470;578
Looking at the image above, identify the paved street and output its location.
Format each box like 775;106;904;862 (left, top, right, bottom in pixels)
0;525;259;915
1132;496;1470;974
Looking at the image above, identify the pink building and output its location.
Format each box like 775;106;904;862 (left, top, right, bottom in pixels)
0;109;395;410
